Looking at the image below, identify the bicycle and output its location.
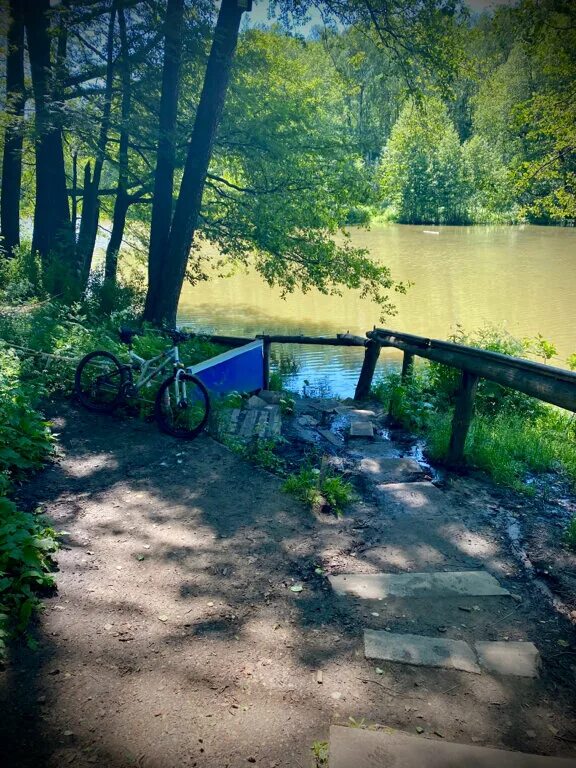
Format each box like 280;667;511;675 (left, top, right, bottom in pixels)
74;327;210;439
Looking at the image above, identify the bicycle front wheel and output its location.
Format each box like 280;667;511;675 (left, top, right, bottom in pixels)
75;350;125;412
154;372;210;439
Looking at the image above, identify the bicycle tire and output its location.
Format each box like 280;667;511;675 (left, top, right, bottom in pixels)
154;372;210;439
75;350;125;413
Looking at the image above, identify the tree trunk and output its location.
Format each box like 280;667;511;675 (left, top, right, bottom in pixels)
104;0;130;289
23;0;72;281
77;2;117;288
1;0;25;257
143;0;185;319
142;0;250;326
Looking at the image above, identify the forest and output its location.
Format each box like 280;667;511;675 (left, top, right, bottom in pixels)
0;0;574;327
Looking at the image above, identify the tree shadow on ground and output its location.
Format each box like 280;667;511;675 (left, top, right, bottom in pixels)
2;402;575;767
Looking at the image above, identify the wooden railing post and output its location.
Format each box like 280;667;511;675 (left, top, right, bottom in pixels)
354;340;381;400
262;337;271;389
447;371;479;465
401;351;414;381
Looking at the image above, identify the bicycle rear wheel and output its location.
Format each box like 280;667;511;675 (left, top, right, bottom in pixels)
75;351;125;412
154;372;210;439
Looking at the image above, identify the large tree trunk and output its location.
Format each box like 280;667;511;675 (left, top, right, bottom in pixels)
23;0;72;281
143;0;185;319
1;0;25;257
77;2;117;288
142;0;250;326
104;0;131;291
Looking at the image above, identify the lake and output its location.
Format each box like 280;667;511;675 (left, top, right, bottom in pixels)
177;224;576;398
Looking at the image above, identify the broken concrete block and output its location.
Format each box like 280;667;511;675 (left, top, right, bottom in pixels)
257;390;283;404
349;421;375;439
318;428;342;447
364;629;481;673
359;456;425;483
475;641;540;678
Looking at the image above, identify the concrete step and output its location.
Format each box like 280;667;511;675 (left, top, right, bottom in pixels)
329;726;576;768
364;629;481;674
374;481;446;517
358;456;426;484
363;630;540;677
329;570;510;599
349;421;375;439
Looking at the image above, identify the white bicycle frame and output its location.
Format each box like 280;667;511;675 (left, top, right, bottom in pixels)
128;345;190;402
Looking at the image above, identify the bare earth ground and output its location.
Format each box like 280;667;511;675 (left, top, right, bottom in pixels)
1;401;576;768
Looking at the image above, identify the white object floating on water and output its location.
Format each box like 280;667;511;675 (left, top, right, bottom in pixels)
423;230;440;235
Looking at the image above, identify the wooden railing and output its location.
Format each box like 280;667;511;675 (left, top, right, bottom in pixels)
358;328;576;464
185;326;576;466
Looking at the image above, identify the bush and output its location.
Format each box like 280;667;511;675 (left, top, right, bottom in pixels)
0;500;58;657
0;348;57;657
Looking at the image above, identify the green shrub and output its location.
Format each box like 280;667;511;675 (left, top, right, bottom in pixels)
0;348;58;657
0;500;59;656
0;348;54;478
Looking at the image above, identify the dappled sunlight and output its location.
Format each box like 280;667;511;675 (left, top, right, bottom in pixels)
440;524;499;558
58;452;119;478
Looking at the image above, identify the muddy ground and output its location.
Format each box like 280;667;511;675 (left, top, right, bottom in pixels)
1;401;576;768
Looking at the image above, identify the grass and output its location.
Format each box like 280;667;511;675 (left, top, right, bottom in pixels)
371;325;576;492
283;465;355;515
565;517;576;551
311;740;329;768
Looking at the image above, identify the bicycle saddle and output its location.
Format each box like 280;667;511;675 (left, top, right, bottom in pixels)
118;327;142;345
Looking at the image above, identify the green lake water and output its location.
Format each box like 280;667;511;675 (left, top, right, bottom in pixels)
175;224;576;397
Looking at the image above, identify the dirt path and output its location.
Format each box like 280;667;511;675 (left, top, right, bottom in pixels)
1;402;576;767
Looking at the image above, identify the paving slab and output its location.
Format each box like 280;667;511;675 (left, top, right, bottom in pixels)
375;481;445;516
329;570;510;599
349;421;375;439
329;726;576;768
359;456;425;484
475;641;540;677
317;428;343;447
364;629;481;673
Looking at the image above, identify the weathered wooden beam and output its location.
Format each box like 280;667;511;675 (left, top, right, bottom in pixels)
370;330;576;413
264;333;366;347
262;336;271;389
447;371;479;465
401;351;414;381
355;339;381;400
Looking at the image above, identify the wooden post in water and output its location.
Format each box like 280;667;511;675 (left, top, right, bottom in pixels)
401;351;414;381
354;340;380;400
262;336;271;390
447;371;479;465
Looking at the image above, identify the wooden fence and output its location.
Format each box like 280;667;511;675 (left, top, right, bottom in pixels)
187;327;576;466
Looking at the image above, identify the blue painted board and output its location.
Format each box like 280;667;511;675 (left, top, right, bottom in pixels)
188;340;264;396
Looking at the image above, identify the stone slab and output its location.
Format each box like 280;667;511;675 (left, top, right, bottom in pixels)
359;456;425;484
364;629;481;673
375;481;444;516
257;390;283;404
329;726;576;768
318;428;343;447
329;570;510;599
349;421;375;439
475;641;540;678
